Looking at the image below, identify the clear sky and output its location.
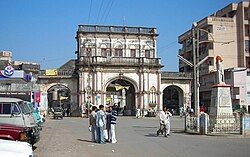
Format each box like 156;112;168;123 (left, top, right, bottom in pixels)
0;0;237;71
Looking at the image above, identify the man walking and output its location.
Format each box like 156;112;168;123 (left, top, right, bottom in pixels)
157;107;172;137
96;105;106;144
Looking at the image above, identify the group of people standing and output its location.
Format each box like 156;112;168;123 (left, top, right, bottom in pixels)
89;104;118;144
89;105;173;142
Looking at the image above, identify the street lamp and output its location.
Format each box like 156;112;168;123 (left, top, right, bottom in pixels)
85;48;92;118
178;23;215;132
86;80;91;118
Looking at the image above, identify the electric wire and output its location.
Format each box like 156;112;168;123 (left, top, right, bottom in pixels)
96;0;104;24
103;0;115;23
99;0;113;24
87;0;93;24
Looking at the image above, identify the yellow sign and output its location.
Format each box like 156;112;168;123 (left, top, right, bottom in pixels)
114;85;130;91
60;96;68;100
45;69;58;76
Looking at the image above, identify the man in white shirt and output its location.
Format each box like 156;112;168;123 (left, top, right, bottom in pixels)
157;107;172;137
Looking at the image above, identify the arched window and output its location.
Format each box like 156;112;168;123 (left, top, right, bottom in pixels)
130;45;136;57
86;48;92;57
114;48;122;57
144;46;150;58
150;86;156;104
114;42;123;57
100;44;108;57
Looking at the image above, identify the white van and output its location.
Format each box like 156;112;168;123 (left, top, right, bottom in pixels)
0;97;40;144
0;139;34;157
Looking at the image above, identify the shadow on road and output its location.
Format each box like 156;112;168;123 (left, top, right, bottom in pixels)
144;133;158;137
132;126;158;129
171;128;185;134
77;139;93;143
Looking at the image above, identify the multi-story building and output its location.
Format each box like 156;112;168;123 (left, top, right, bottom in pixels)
0;51;40;102
0;51;12;61
178;1;250;112
75;25;163;116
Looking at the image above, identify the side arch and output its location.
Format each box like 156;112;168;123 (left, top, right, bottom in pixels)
161;84;186;115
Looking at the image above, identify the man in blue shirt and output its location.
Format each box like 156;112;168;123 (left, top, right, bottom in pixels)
95;105;106;144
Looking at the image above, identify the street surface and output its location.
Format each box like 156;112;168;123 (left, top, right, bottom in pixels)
34;116;250;157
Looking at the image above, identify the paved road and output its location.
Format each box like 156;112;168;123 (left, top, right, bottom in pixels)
34;116;250;157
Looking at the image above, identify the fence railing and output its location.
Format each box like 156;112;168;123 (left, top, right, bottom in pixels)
77;56;161;66
208;113;241;134
185;114;198;133
185;113;242;135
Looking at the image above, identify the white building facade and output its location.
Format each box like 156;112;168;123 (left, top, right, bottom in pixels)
75;25;163;116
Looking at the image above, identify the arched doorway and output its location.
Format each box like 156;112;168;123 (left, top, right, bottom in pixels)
162;85;184;115
105;79;136;116
47;84;71;116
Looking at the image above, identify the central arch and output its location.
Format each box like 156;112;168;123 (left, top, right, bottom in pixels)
47;84;71;116
105;76;138;116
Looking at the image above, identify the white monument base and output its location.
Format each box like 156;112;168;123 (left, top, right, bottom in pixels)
209;83;236;133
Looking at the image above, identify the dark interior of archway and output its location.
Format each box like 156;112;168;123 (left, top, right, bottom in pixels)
106;79;136;116
47;85;71;115
163;86;180;115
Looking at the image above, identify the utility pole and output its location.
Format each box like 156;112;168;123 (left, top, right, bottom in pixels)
178;24;209;133
192;26;198;117
86;49;92;118
194;26;200;124
194;26;200;133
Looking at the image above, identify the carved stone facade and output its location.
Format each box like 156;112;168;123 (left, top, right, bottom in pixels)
75;25;162;116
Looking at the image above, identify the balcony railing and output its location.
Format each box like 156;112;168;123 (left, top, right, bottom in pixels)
77;56;161;67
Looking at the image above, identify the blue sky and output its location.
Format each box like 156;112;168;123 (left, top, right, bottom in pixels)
0;0;237;71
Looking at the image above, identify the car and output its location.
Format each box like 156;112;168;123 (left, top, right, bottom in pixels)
0;123;31;143
49;107;64;119
0;97;40;145
0;139;34;157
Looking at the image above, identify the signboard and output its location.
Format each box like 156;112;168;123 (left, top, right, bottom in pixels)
0;65;32;82
45;69;58;76
0;65;17;78
216;26;227;31
0;91;31;101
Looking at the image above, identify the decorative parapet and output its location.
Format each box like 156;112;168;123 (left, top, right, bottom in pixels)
77;25;158;36
161;72;192;80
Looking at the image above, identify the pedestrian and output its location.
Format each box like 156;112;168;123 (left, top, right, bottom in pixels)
109;105;117;143
157;107;172;137
165;108;172;136
105;105;111;142
89;106;97;142
95;105;106;144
